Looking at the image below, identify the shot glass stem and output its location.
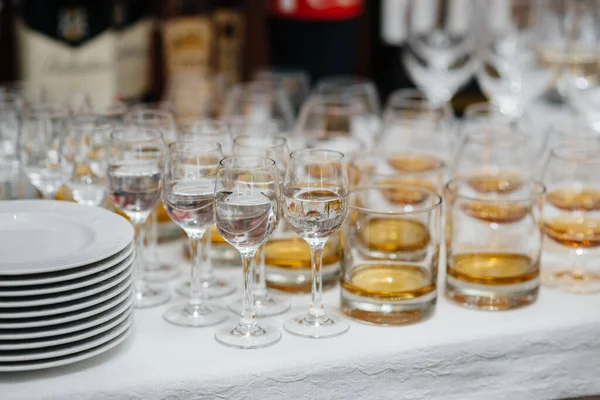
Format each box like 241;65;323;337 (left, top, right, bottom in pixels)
239;250;258;331
188;232;208;309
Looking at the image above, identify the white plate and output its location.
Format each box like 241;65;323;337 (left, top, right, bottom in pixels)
0;242;133;287
0;276;131;319
0;325;132;372
0;306;133;350
0;295;132;340
0;264;132;308
0;200;133;275
0;288;131;329
0;316;132;362
0;251;135;297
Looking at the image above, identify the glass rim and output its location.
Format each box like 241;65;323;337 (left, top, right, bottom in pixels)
349;184;443;215
445;177;546;203
218;155;277;170
168;139;222;154
290;148;345;163
233;135;288;149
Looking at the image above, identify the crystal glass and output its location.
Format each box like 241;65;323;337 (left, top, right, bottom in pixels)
0;95;23;199
106;127;170;308
179;118;233;156
20;103;73;199
283;149;350;338
67;116;111;206
476;0;561;119
254;67;311;114
223;81;295;130
162;140;229;326
214;156;282;349
230;135;291;316
541;142;600;293
445;177;545;310
341;184;442;324
402;0;477;106
125;108;179;281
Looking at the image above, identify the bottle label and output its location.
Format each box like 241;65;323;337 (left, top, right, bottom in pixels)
116;18;152;101
16;11;117;108
270;0;363;20
214;9;244;84
162;16;213;78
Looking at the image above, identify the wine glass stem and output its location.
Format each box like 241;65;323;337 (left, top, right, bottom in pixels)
144;208;160;271
188;233;207;308
132;221;148;294
254;244;267;297
239;251;258;329
308;241;326;319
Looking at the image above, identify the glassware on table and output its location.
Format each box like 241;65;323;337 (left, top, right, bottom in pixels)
20;103;73;199
282;149;350;338
402;0;477;106
540;143;600;293
106;127;170;308
0;95;23;199
476;0;561;120
223;81;295;130
341;184;442;324
66;116;111;207
214;156;282;349
253;67;310;115
179;118;234;156
230;135;291;316
445;177;545;310
162;140;229;326
223;115;281;138
125;108;180;281
382;88;454;125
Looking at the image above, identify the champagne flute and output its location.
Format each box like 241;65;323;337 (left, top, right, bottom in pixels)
162;140;229;326
107;127;170;308
282;149;350;338
231;135;291;316
214;156;282;349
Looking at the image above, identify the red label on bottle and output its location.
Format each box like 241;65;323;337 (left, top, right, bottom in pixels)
271;0;363;21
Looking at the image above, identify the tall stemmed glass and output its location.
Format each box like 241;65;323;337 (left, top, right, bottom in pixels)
162;140;229;326
107;128;170;308
214;156;282;349
20;104;73;199
403;0;477;106
125;108;179;282
283;149;350;338
231;135;291;316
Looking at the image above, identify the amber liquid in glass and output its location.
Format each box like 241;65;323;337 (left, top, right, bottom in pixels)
546;188;600;212
543;216;600;248
359;218;430;253
448;252;538;285
386;154;439;172
461;202;530;223
467;174;523;194
263;237;340;269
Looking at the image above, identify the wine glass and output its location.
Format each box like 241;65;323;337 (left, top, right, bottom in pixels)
67;116;112;206
214;156;282;349
541;142;600;293
20;103;74;199
382;88;454;124
162;140;229;326
223;115;281;138
223;81;295;130
476;0;560;119
231;135;291;316
106;127;170;308
402;0;477;106
125;108;179;282
254;67;311;114
179;118;233;156
282;149;350;338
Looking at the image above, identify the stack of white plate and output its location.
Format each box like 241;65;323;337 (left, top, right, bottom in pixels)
0;200;134;372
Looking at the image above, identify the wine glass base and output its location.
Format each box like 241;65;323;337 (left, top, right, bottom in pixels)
175;279;235;299
133;285;170;309
284;313;350;339
144;263;180;283
215;323;281;349
542;268;600;294
228;293;291;317
163;302;229;327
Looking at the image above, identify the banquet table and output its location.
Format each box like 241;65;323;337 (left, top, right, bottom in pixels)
2;237;600;400
3;102;600;400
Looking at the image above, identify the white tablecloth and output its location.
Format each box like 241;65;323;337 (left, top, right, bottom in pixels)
2;237;600;400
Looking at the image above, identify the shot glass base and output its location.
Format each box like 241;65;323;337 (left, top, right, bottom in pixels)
133;285;170;309
340;287;436;325
175;279;235;299
228;293;291;317
163;302;229;327
445;276;538;311
215;323;281;349
284;312;350;338
542;268;600;294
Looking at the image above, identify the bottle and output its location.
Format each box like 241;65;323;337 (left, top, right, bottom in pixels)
114;0;153;103
15;0;118;108
213;0;244;84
